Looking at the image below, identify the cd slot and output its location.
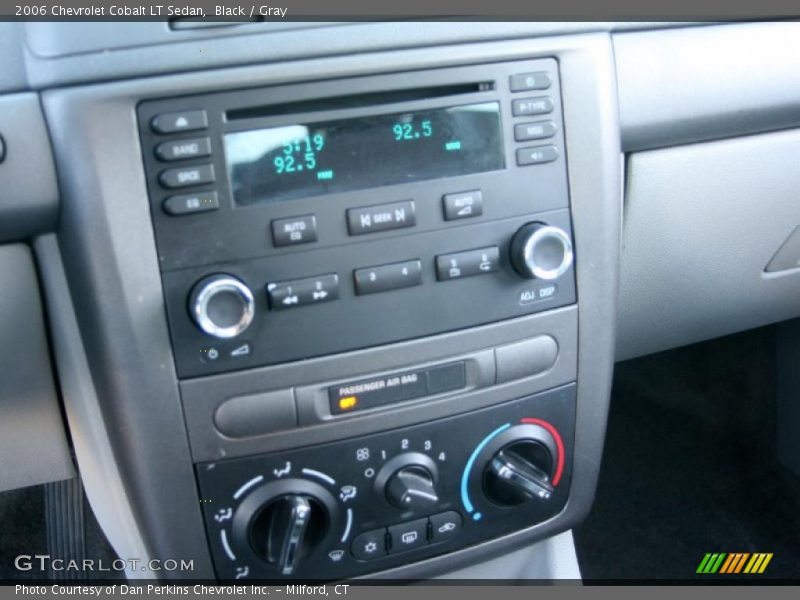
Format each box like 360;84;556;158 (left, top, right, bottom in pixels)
225;81;495;121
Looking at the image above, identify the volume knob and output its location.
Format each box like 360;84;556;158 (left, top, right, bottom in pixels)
510;222;573;280
189;274;255;339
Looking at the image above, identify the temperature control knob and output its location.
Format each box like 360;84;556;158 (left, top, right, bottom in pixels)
375;452;439;511
509;222;573;280
189;274;254;339
481;424;559;506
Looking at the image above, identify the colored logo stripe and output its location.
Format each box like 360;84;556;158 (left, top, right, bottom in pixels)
697;553;726;573
697;552;773;574
744;553;773;574
719;553;749;573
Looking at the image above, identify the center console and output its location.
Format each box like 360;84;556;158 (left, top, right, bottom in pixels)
40;33;620;581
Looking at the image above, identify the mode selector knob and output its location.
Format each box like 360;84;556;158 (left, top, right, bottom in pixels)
509;222;574;280
189;274;255;339
376;452;439;511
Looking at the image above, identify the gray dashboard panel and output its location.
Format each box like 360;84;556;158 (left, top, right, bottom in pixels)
618;128;800;361
615;21;800;152
0;93;59;242
0;23;27;93
40;32;620;579
20;21;688;89
0;243;74;493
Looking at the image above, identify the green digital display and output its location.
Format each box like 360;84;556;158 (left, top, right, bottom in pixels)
225;102;504;206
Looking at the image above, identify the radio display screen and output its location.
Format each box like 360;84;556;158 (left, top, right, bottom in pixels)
224;102;505;206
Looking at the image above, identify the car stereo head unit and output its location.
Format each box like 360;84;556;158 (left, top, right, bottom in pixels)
137;58;575;378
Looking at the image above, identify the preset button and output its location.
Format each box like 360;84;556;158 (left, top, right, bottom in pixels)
436;246;500;281
267;274;339;310
353;260;422;295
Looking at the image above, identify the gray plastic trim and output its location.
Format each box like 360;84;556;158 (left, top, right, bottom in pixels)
183;309;575;463
33;235;153;579
40;32;619;579
0;243;74;493
616;21;800;152
0;23;27;93
434;529;581;580
22;21;691;90
618;128;800;361
0;93;59;242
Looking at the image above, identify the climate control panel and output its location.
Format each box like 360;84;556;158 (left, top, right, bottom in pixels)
196;384;575;581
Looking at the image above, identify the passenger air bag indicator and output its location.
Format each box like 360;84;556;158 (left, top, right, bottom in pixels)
329;362;466;415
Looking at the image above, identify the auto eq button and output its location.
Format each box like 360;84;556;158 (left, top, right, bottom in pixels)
271;215;318;247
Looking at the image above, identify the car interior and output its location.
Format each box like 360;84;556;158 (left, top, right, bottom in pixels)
1;19;799;583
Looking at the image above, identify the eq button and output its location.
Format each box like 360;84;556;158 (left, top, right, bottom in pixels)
347;201;416;235
162;191;219;216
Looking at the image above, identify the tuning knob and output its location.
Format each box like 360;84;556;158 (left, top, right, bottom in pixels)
232;479;338;576
509;222;573;280
375;452;439;511
481;424;558;506
189;274;254;338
